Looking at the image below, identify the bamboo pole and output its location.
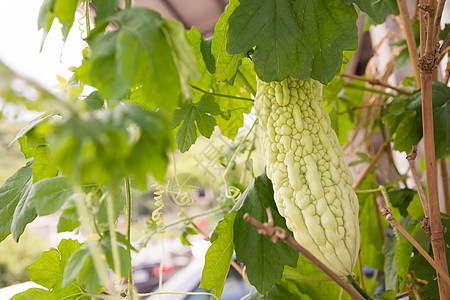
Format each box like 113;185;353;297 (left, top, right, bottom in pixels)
418;0;450;298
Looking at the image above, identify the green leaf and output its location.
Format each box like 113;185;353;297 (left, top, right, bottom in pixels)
24;239;85;299
200;212;236;299
211;0;245;82
38;0;79;45
0;163;34;242
395;223;420;292
227;0;357;84
227;0;313;82
10;288;58;300
384;81;450;158
369;0;399;24
173;94;220;152
382;235;398;291
161;19;201;99
62;246;90;288
100;232;131;278
233;172;298;293
27;248;62;289
92;0;119;23
279;255;352;300
83;91;105;111
387;187;416;217
78;8;186;111
440;23;450;41
186;27;254;140
46;103;171;186
343;0;379;23
357;173;385;270
27;177;72;216
293;0;358;84
57;201;80;233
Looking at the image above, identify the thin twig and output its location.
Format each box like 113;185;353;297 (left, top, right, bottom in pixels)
190;85;254;102
353;141;389;190
406;146;430;218
432;0;447;47
243;208;365;300
396;0;421;87
340;73;412;95
380;207;450;287
338;103;390;115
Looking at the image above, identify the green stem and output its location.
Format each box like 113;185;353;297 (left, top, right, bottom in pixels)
343;83;399;98
345;275;371;299
236;69;256;95
190;85;254;102
137;207;224;247
85;0;90;36
106;193;121;282
125;177;134;299
125;0;132;9
74;190;115;294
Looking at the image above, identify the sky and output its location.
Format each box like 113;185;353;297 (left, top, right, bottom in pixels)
0;0;85;90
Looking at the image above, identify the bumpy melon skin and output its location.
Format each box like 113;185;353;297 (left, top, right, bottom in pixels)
254;76;360;276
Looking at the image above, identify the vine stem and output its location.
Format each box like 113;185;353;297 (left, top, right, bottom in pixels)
418;0;449;297
243;208;365;300
85;0;90;36
380;207;450;287
74;190;117;295
339;73;412;95
190;84;254;102
223;119;258;200
406;146;429;218
106;193;121;281
353;141;389;190
125;177;134;299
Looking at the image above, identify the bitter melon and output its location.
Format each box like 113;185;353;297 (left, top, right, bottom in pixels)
255;76;360;276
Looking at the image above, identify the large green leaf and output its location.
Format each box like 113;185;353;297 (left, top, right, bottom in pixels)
226;0;357;84
22;239;88;299
46;103;171;187
293;0;358;83
0;163;34;242
78;8;198;111
27;177;72;216
199;212;236;299
233;172;298;293
276;255;352;300
173;95;220;152
227;0;313;82
211;0;246;82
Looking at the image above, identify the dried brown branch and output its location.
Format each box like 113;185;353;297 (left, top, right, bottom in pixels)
340;73;412;95
433;0;447;46
406;146;430;218
396;0;421;86
441;159;450;214
243;208;365;300
380;207;450;287
353;141;390;190
418;0;450;296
